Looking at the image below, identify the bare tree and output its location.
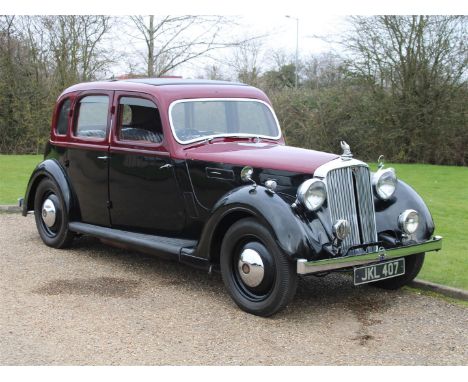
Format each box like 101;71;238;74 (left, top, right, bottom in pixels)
38;15;114;87
127;15;240;77
301;53;345;89
227;37;263;85
198;64;227;80
344;16;467;91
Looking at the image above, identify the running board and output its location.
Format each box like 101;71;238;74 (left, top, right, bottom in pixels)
68;222;208;270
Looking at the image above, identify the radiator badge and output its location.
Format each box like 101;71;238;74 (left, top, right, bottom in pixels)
340;140;353;161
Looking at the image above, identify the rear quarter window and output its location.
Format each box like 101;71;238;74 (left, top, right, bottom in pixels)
56;99;71;135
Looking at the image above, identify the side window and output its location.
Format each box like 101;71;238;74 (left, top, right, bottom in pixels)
74;95;109;139
56;99;71;135
117;97;163;144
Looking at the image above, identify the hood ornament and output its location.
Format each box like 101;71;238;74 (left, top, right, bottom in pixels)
377;155;385;170
340;140;353;161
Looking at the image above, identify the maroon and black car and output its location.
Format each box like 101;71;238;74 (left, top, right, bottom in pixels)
22;78;442;316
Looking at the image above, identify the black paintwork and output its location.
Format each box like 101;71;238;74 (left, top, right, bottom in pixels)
374;179;435;244
66;147;110;226
24;145;436;266
23;157;77;219
194;185;328;262
24;141;437;269
69;221;198;259
108;152;185;234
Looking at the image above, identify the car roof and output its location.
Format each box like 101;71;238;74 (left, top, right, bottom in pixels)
59;78;269;105
122;78;247;87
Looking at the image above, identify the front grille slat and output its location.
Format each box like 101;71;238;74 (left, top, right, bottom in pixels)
326;165;378;255
355;166;378;252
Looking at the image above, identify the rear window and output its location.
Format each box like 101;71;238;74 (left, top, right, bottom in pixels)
74;95;109;139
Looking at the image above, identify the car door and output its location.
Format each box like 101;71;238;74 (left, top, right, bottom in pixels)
67;91;113;226
108;91;186;234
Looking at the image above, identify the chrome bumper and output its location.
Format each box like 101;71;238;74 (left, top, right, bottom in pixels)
297;236;443;275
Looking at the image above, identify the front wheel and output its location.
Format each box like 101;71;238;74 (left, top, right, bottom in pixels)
373;253;425;290
220;218;297;317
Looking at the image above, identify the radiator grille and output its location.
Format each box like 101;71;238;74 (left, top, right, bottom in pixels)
326;165;378;254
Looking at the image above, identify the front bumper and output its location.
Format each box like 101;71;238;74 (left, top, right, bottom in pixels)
297;236;443;275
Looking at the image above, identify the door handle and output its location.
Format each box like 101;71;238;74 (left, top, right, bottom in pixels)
159;164;174;170
97;156;109;160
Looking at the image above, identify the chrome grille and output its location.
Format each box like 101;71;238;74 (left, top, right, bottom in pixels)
326;165;378;254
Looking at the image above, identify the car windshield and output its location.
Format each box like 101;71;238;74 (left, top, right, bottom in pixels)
169;99;281;144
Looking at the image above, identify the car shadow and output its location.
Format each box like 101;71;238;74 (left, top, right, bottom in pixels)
68;235;397;321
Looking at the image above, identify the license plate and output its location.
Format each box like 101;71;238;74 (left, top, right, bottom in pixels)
354;258;405;285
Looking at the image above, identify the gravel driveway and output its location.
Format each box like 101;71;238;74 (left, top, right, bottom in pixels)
1;214;467;365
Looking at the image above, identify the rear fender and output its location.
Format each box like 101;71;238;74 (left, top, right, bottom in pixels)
23;159;77;219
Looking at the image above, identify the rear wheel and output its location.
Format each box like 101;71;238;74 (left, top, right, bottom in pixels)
220;218;297;317
373;253;425;290
34;178;74;248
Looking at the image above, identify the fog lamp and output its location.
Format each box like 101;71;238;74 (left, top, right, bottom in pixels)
333;219;351;241
398;209;419;234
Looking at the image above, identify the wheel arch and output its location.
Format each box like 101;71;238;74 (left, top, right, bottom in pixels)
205;208;257;266
23;159;77;219
195;186;322;264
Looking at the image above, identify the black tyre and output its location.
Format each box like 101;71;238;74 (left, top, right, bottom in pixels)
373;253;425;290
34;178;74;249
220;218;297;317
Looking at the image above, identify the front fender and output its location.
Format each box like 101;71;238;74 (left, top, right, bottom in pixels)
375;179;435;242
196;185;327;262
23;159;76;218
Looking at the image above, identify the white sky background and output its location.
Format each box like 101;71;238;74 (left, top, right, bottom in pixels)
5;0;467;80
189;14;348;78
110;14;348;79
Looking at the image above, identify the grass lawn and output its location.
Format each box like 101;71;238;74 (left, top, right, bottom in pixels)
0;155;43;205
0;155;467;289
379;163;468;290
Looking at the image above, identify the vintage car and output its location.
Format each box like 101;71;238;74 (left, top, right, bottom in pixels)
22;78;442;316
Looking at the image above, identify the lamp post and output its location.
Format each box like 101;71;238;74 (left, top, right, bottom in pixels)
285;15;299;88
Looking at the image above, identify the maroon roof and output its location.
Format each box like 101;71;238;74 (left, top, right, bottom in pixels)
60;78;271;105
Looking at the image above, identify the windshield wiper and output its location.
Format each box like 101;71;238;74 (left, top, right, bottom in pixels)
183;135;277;150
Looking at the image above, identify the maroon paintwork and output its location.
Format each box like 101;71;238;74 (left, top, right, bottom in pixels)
56;79;336;174
184;142;338;173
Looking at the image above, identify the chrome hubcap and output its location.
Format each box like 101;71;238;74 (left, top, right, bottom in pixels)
41;198;56;228
238;248;264;288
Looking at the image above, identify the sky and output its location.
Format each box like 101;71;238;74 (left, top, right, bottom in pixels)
110;14;349;79
4;0;467;79
239;14;347;54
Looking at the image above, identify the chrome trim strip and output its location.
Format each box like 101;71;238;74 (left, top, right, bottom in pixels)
168;98;282;145
314;158;369;178
297;236;443;274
